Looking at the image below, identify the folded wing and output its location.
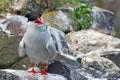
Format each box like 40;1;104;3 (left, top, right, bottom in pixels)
46;37;56;59
18;38;26;57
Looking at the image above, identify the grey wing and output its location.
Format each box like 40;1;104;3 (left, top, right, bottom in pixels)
18;38;26;57
46;37;56;58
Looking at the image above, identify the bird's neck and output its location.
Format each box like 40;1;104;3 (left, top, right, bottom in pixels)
35;24;48;31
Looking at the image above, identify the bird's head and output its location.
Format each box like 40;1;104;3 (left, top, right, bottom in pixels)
34;18;47;31
34;18;44;24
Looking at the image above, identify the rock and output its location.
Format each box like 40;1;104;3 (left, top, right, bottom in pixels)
0;15;28;36
20;0;47;20
87;0;120;37
60;6;74;13
0;13;6;22
47;60;120;80
102;53;120;68
76;49;120;68
47;60;87;80
66;29;120;56
0;32;20;69
0;32;30;69
47;27;71;55
42;11;78;33
10;0;27;11
0;71;18;80
81;54;120;73
59;5;115;35
91;6;115;35
0;69;67;80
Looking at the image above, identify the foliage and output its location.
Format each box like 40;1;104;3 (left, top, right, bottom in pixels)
52;0;82;10
0;0;93;30
50;0;93;30
21;0;93;30
0;0;13;12
70;4;93;30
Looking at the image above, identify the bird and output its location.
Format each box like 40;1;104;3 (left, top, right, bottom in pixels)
18;16;72;75
18;18;57;75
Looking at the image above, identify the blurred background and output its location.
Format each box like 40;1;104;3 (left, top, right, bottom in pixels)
0;0;120;37
86;0;120;37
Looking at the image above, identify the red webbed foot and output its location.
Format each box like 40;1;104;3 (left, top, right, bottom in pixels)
28;61;40;74
40;63;47;75
28;68;38;74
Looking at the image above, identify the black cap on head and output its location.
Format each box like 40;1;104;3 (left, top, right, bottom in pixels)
25;11;42;21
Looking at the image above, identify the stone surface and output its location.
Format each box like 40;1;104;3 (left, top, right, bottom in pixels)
47;27;71;55
47;60;120;80
81;54;120;73
91;6;115;35
102;53;120;68
0;32;30;69
47;60;87;80
66;29;120;56
58;5;115;35
0;71;18;80
87;0;120;37
0;15;28;36
76;50;120;68
76;49;120;68
0;69;67;80
20;0;48;21
42;11;78;33
10;0;27;11
0;32;20;69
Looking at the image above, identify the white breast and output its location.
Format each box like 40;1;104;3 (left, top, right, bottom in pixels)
23;26;51;63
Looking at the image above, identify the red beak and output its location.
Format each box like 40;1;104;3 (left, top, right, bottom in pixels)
34;18;44;24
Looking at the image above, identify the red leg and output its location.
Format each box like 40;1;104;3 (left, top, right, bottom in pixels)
40;63;47;75
28;62;37;74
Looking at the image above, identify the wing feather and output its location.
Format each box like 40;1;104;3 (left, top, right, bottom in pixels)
18;38;26;57
46;37;56;58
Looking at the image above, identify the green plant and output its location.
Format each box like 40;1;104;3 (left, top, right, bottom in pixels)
52;0;81;10
50;0;93;30
71;4;93;30
0;0;13;12
0;0;6;12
